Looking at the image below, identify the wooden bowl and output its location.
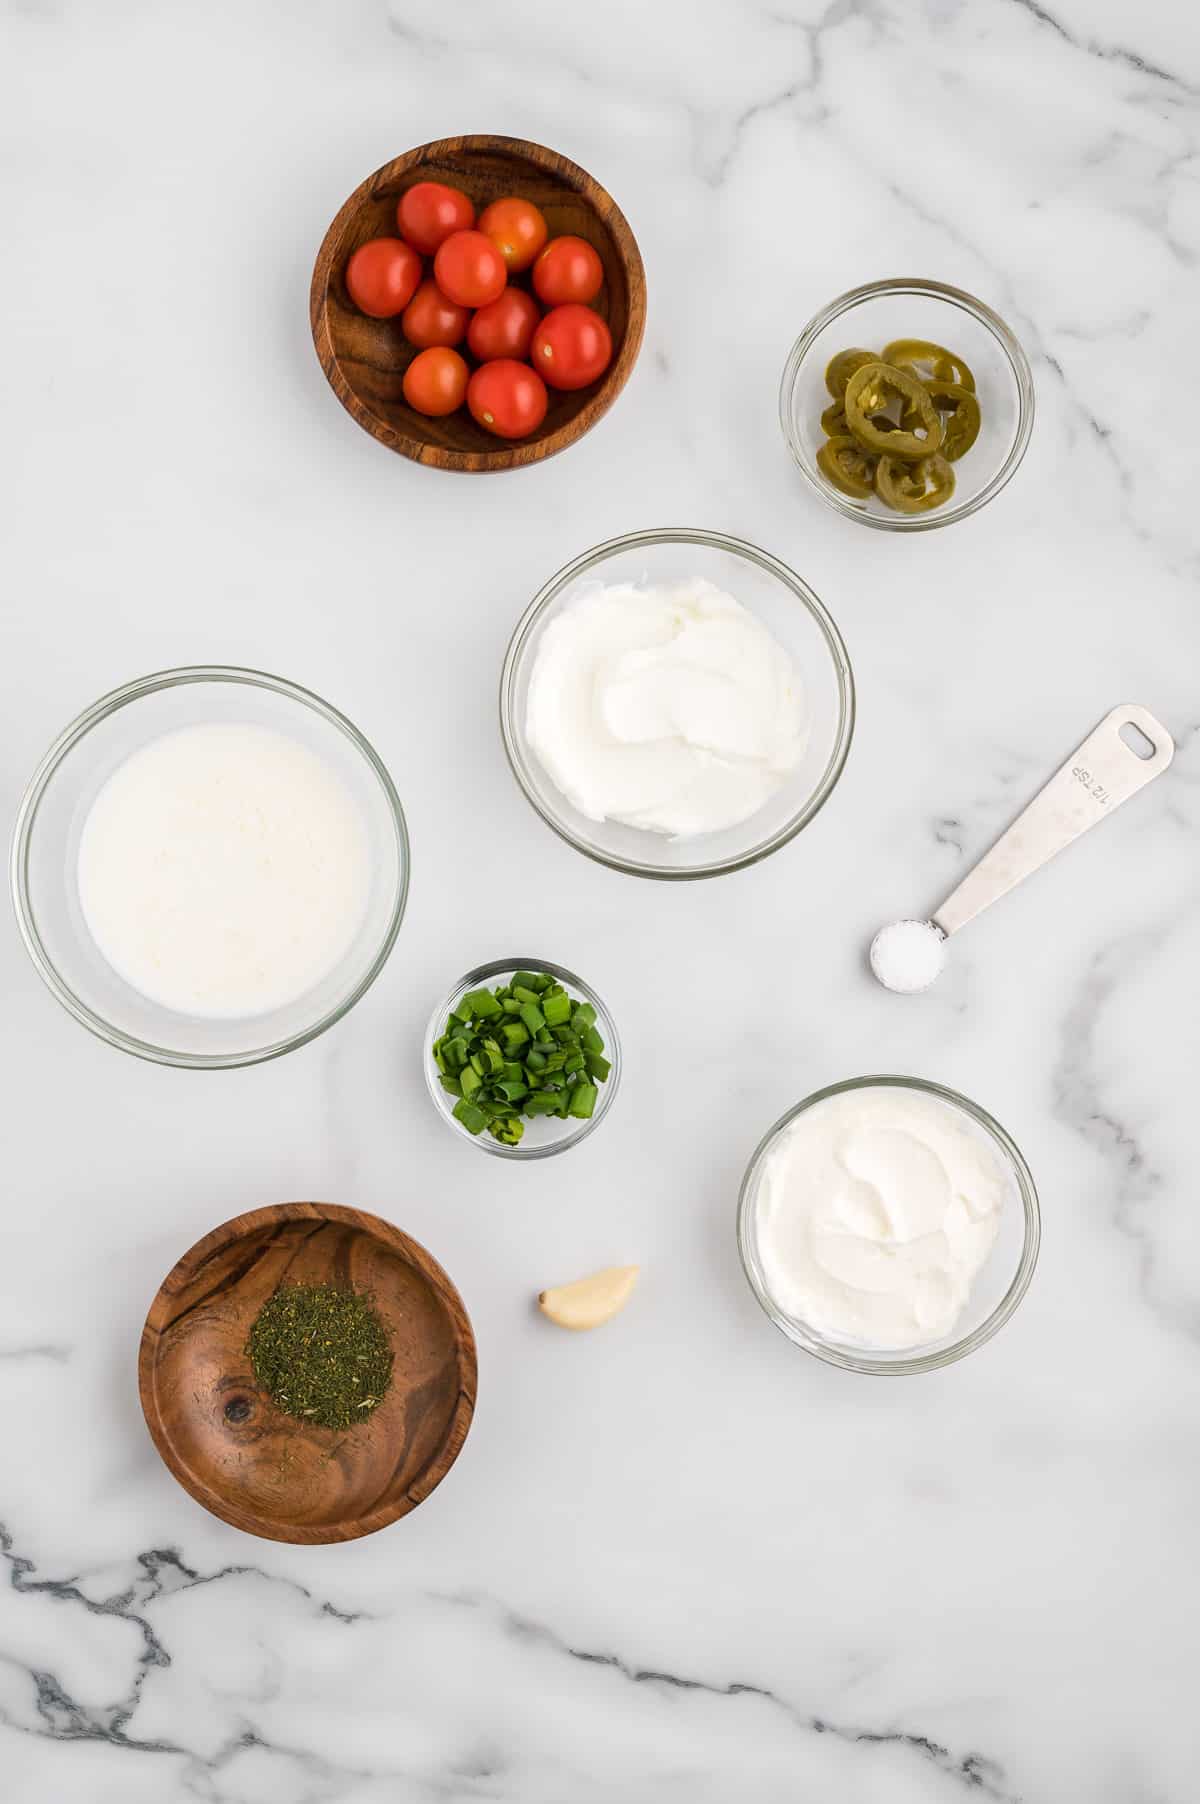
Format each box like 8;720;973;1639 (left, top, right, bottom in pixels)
310;134;646;472
138;1203;477;1543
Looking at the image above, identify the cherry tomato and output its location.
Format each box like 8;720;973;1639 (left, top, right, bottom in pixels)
403;347;470;417
532;235;603;306
433;230;507;309
531;304;613;391
467;359;549;439
400;278;470;349
467;288;541;363
344;237;422;319
478;196;548;273
396;181;475;256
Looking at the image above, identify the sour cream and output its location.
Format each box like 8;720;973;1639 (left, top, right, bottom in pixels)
77;723;369;1018
525;578;806;838
754;1085;1007;1349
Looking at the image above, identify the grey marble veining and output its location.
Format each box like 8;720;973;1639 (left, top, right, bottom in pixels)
2;1;1199;1800
3;1517;1021;1802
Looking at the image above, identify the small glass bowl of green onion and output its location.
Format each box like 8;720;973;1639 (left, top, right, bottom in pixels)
424;958;621;1159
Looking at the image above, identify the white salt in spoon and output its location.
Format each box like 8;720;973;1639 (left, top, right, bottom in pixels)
870;705;1174;994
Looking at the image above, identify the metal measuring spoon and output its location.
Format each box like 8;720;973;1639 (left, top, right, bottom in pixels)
870;705;1175;993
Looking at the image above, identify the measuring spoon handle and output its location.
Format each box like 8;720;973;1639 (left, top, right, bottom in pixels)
932;704;1174;939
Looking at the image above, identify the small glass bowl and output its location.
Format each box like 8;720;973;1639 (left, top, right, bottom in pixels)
424;958;621;1160
10;667;409;1068
499;528;855;880
780;278;1034;531
737;1076;1040;1374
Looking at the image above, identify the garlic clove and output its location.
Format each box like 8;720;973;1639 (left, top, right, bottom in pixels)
538;1265;639;1331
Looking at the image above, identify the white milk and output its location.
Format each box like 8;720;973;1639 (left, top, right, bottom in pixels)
77;723;370;1018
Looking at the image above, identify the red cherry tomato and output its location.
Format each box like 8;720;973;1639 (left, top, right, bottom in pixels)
467;360;549;439
467;289;541;363
344;237;422;319
402;347;470;417
531;304;613;391
433;230;507;309
478;196;548;273
532;235;603;306
396;182;475;256
400;278;470;349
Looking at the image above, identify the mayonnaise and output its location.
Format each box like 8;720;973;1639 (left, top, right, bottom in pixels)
754;1086;1007;1349
525;578;806;838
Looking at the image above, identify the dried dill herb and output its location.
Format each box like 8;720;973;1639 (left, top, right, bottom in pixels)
246;1283;393;1431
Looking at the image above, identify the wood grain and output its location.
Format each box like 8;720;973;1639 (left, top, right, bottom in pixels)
310;135;646;472
138;1203;476;1544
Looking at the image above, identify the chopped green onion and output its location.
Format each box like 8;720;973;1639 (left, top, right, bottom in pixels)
462;988;501;1018
525;1090;563;1116
453;1098;488;1135
433;971;610;1144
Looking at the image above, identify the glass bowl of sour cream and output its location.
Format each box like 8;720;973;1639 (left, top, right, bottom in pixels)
499;528;855;880
737;1076;1040;1374
11;667;409;1067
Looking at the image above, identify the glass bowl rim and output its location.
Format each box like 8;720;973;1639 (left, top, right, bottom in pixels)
498;526;856;880
423;955;622;1159
736;1073;1041;1374
779;277;1036;533
9;663;410;1070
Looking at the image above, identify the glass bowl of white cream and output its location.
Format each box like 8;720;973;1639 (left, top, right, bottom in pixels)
499;528;855;880
11;667;409;1067
737;1076;1040;1374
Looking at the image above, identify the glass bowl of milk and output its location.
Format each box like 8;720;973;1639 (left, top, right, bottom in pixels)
500;528;855;880
737;1076;1040;1374
11;667;409;1067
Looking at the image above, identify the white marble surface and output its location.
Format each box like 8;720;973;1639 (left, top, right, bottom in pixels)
3;2;1199;1799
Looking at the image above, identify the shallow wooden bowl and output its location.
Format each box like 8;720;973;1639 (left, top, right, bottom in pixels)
310;134;646;472
139;1203;477;1543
